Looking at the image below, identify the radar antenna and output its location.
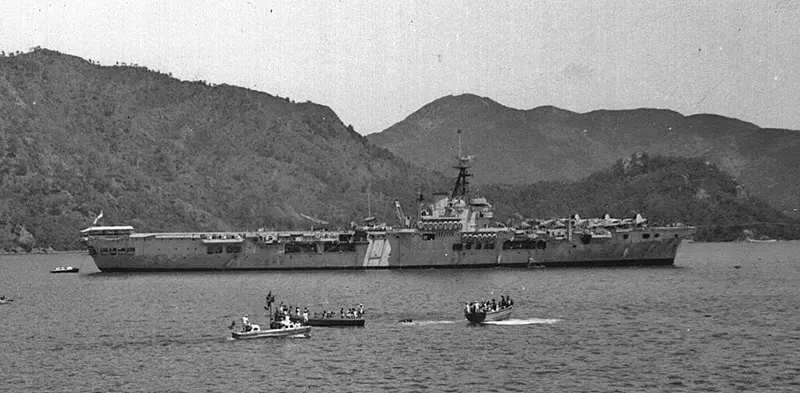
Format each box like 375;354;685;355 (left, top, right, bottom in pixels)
450;129;473;199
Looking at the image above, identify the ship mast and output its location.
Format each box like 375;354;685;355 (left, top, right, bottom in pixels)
450;129;472;200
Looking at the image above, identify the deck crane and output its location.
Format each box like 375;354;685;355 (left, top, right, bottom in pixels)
300;214;329;229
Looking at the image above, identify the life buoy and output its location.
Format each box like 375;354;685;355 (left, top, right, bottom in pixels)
417;221;424;230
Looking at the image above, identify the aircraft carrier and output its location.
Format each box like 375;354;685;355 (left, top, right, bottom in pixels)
80;154;695;272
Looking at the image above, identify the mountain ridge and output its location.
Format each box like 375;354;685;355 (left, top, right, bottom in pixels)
368;94;799;213
0;48;796;250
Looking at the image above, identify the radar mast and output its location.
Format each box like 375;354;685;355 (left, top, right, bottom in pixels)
450;129;473;200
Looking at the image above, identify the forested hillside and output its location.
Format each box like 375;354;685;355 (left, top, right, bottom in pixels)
0;48;442;251
0;49;795;251
479;153;798;242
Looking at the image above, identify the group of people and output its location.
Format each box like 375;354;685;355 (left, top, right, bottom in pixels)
464;295;514;314
314;304;364;319
273;304;310;324
234;291;367;332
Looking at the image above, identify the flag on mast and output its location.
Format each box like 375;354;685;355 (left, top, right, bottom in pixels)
93;210;104;225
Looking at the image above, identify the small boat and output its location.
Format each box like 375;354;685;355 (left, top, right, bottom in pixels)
50;266;79;273
306;317;365;327
465;306;513;324
0;298;13;305
231;324;311;340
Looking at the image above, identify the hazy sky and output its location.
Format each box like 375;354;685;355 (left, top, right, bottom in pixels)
2;0;799;134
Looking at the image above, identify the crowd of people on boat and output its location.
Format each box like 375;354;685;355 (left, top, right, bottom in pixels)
271;303;365;322
234;291;369;332
314;304;364;319
273;303;310;323
464;295;513;314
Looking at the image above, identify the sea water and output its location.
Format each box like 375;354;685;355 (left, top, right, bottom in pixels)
1;242;799;392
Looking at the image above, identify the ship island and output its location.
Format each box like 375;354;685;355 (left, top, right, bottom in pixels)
80;154;695;272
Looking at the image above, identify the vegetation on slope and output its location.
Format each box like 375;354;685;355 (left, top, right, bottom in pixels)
0;49;795;251
479;153;799;242
0;48;442;251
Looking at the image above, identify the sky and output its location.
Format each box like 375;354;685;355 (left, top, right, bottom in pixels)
1;0;799;134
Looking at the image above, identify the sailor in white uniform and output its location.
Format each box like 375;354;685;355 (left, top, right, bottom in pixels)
242;315;251;332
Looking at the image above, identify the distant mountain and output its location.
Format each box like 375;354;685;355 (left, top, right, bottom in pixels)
368;94;800;213
0;48;441;250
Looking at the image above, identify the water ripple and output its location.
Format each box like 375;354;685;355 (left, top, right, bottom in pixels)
2;243;800;391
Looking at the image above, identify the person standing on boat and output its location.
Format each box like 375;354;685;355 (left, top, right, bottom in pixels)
302;307;309;323
359;304;364;317
281;314;292;328
242;315;251;332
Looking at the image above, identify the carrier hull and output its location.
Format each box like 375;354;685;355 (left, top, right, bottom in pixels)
82;226;694;272
80;143;695;272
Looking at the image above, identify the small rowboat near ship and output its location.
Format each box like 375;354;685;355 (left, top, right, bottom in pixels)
50;266;79;273
306;317;365;327
465;306;513;324
231;324;311;340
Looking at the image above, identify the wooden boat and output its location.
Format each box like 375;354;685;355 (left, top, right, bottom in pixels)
465;306;513;324
50;266;79;273
231;324;311;340
306;317;365;327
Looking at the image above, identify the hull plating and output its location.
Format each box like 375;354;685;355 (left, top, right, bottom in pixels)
85;227;693;272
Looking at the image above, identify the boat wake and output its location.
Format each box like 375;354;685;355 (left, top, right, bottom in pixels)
482;318;561;326
399;320;457;326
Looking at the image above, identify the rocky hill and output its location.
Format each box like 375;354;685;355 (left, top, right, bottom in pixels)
0;49;442;250
368;94;800;214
